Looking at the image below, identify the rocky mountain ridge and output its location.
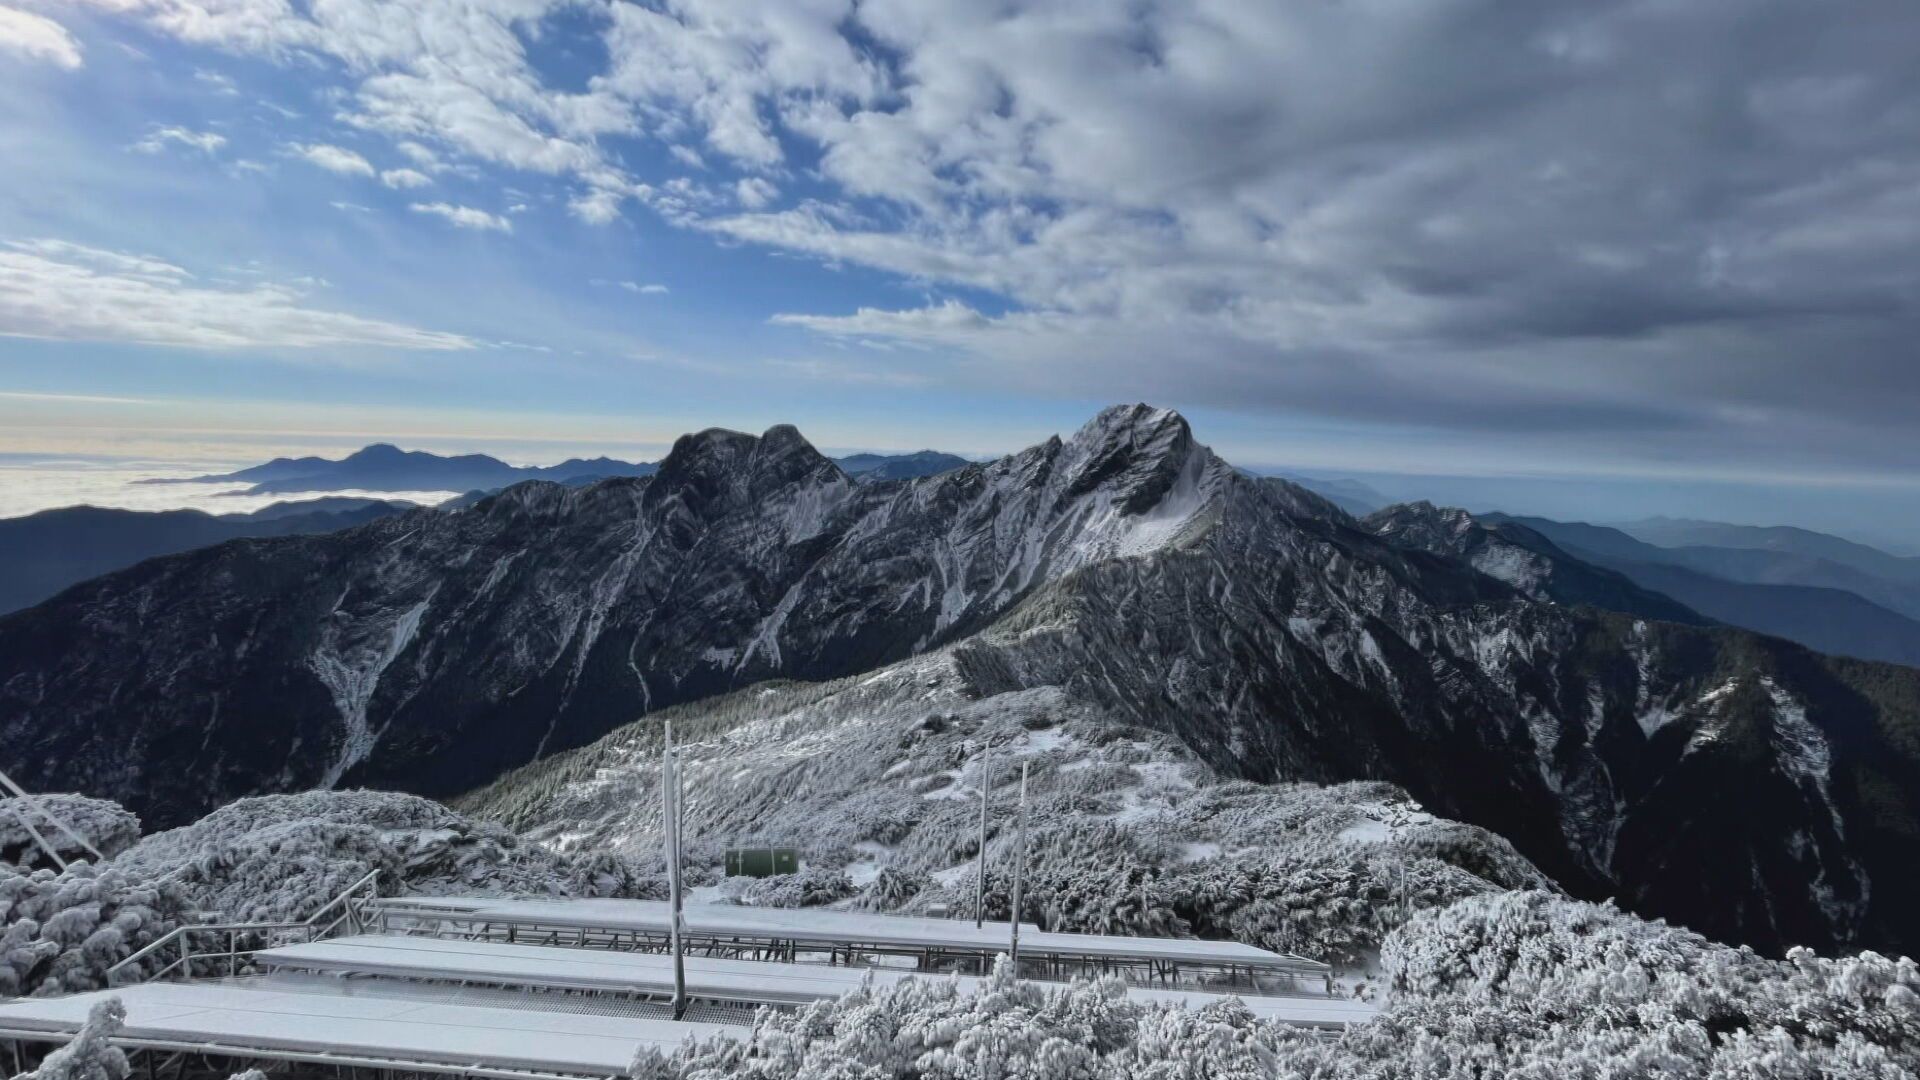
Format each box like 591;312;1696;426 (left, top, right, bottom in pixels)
0;499;414;614
0;407;1226;818
3;405;1917;958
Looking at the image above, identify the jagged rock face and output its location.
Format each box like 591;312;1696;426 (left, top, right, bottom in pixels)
0;406;1229;825
956;490;1918;956
1363;502;1709;626
2;404;1916;958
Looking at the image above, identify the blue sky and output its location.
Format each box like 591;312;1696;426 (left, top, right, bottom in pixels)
3;0;1920;542
0;1;1067;464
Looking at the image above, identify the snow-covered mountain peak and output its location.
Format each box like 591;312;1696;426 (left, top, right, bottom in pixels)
1069;402;1192;447
647;422;844;512
1059;404;1203;514
655;426;760;477
1365;501;1475;544
757;422;843;478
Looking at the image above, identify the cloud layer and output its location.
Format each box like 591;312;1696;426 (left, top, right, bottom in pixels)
0;239;475;350
55;0;1920;479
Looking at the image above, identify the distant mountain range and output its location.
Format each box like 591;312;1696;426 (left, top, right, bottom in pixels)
833;450;973;481
16;439;1919;673
139;443;976;497
1269;473;1389;515
1617;517;1920;585
1365;503;1709;627
2;446;973;614
0;499;413;614
1493;514;1920;668
140;443;657;496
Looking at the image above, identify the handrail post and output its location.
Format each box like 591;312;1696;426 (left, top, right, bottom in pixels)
1009;762;1028;972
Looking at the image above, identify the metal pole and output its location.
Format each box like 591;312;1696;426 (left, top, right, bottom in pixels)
1008;762;1028;972
973;746;993;929
3;802;66;871
0;767;105;862
662;722;687;1021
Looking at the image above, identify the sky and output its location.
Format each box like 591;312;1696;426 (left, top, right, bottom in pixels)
2;0;1920;543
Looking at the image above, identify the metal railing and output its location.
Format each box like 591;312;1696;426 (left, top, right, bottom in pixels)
106;869;382;985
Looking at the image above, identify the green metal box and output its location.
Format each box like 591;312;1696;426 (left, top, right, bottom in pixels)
725;846;799;878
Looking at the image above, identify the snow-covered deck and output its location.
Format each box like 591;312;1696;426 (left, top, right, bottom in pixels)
254;934;1375;1028
369;895;1324;978
0;981;732;1079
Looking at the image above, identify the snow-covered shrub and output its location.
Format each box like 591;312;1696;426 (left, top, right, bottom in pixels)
116;790;663;922
0;863;182;997
630;957;1306;1080
0;790;675;996
466;670;1555;977
741;867;855;908
855;866;929;910
1;796;141;869
7;999;128;1080
906;813;1511;967
840;795;919;847
1;999;275;1080
635;896;1920;1080
1343;890;1920;1078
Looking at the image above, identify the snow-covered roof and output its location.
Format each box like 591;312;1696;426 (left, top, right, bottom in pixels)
369;895;1323;970
256;935;1374;1027
0;981;731;1079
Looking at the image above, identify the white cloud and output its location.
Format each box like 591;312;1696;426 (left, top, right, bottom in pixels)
380;167;432;189
193;68;239;95
0;390;155;405
292;142;375;177
620;281;668;295
396;141;441;169
133;126;227;155
569;185;629;225
0;238;474;350
0;6;81;69
410;201;511;232
735;176;778;209
70;0;1920;475
773;299;986;339
6;239;190;282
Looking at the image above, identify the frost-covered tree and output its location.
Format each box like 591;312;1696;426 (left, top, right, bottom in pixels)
0;863;181;997
740;867;855;908
3;1000;263;1080
856;866;930;911
462;678;1550;975
6;999;127;1080
0;790;679;997
634;895;1920;1080
115;790;666;923
0;796;140;869
631;956;1307;1080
